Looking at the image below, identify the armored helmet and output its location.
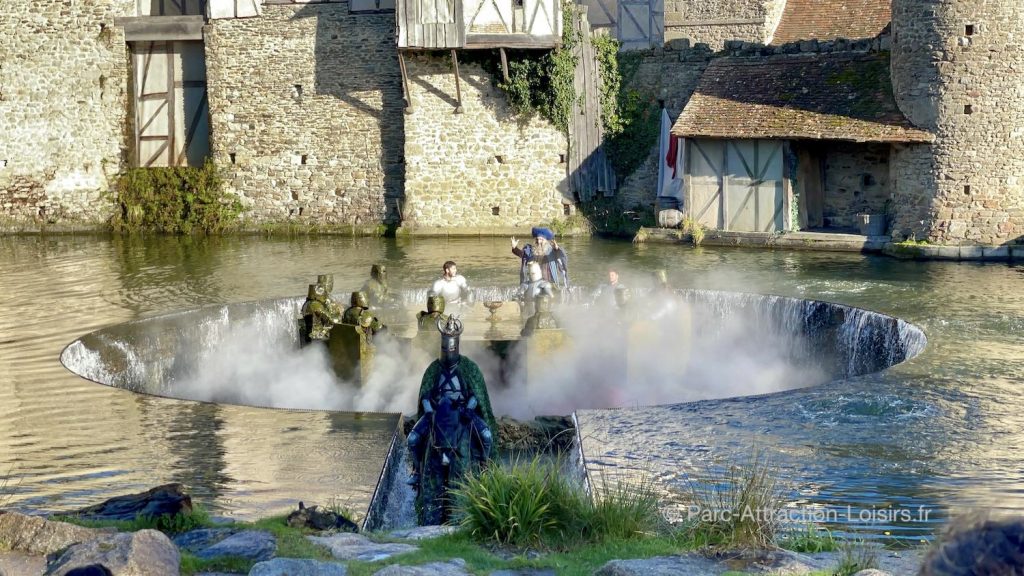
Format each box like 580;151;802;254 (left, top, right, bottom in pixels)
371;264;387;282
316;274;334;295
437;314;463;369
351;291;369;308
427;294;446;314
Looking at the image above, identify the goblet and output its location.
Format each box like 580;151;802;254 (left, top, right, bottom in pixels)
483;300;503;321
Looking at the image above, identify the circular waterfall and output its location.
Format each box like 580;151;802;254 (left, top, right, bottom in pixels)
60;288;926;418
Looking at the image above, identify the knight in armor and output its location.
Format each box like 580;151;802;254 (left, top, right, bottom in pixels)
417;294;448;331
407;315;496;525
343;291;385;334
521;293;559;336
361;264;396;308
300;282;342;343
519;261;555;319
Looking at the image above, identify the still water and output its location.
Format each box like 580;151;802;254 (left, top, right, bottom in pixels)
0;234;1021;535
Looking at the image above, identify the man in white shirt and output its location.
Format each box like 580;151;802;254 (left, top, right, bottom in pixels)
430;261;470;305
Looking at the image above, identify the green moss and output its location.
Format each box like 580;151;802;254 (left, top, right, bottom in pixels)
54;505;213;535
110;160;243;235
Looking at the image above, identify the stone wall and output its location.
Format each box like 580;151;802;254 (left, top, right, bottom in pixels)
400;53;568;229
663;0;781;49
204;2;405;226
891;0;1024;245
615;44;711;211
0;1;134;229
820;142;890;230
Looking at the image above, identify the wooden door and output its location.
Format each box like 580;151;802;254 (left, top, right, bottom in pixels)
133;41;209;167
724;140;784;232
134;42;174;167
687;139;724;230
617;0;662;50
797;148;824;229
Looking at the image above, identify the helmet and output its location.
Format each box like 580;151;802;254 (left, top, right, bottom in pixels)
307;284;320;300
654;269;668;288
427;294;446;314
317;274;334;294
371;264;386;282
351;291;369;308
527;261;542;282
437;315;463;369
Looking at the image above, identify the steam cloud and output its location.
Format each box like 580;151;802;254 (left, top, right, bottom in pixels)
100;278;827;419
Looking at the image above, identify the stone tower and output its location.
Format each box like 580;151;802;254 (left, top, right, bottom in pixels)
890;0;1024;245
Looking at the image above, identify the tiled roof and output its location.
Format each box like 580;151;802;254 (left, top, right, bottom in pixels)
771;0;891;44
671;52;933;143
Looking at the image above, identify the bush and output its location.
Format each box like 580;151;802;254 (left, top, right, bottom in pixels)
111;160;243;234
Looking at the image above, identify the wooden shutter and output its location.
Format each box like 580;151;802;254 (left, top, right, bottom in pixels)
134;42;174;167
617;0;662;50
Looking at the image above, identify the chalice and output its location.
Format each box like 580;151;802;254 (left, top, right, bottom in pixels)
483;300;503;321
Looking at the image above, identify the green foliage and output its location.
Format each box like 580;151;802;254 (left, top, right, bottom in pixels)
780;523;839;553
111;160;243;235
593;35;623;137
681;451;784;550
245;515;335;560
681;215;705;247
452;456;666;551
547;212;595;236
604;84;661;181
493;2;581;135
55;505;212;536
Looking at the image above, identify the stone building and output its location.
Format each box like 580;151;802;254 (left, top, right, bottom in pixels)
618;0;1023;248
1;0;1021;249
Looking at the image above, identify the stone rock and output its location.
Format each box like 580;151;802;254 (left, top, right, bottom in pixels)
287;503;359;532
308;533;417;562
490;570;556;576
371;559;470;576
44;529;179;576
249;558;348;576
0;550;48;576
70;484;191;522
0;511;106;556
194;530;276;563
387;525;457;540
172;528;240;553
852;570;891;576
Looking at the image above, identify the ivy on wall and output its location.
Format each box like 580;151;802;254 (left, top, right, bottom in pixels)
110;161;244;234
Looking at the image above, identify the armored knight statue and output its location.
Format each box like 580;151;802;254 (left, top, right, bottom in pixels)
361;264;396;308
300;282;342;343
417;294;448;331
407;315;497;525
521;293;559;336
342;291;384;332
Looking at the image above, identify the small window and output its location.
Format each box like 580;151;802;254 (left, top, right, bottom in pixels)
965;24;975;36
964;104;973;114
229;152;236;164
301;154;308;165
964;185;971;195
563;204;572;216
492;206;500;216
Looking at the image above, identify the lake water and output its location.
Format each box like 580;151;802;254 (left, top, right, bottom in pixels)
1;234;1021;536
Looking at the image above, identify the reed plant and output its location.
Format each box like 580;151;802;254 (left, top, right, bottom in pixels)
833;538;879;576
681;451;784;550
452;456;666;550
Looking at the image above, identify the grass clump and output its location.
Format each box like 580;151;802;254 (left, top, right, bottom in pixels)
55;504;212;535
780;522;839;553
111;160;243;234
681;215;706;247
451;456;666;550
833;538;879;576
681;451;784;550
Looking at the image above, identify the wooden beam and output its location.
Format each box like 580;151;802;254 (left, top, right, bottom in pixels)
499;47;509;82
464;34;560;48
398;50;413;113
451;49;464;114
